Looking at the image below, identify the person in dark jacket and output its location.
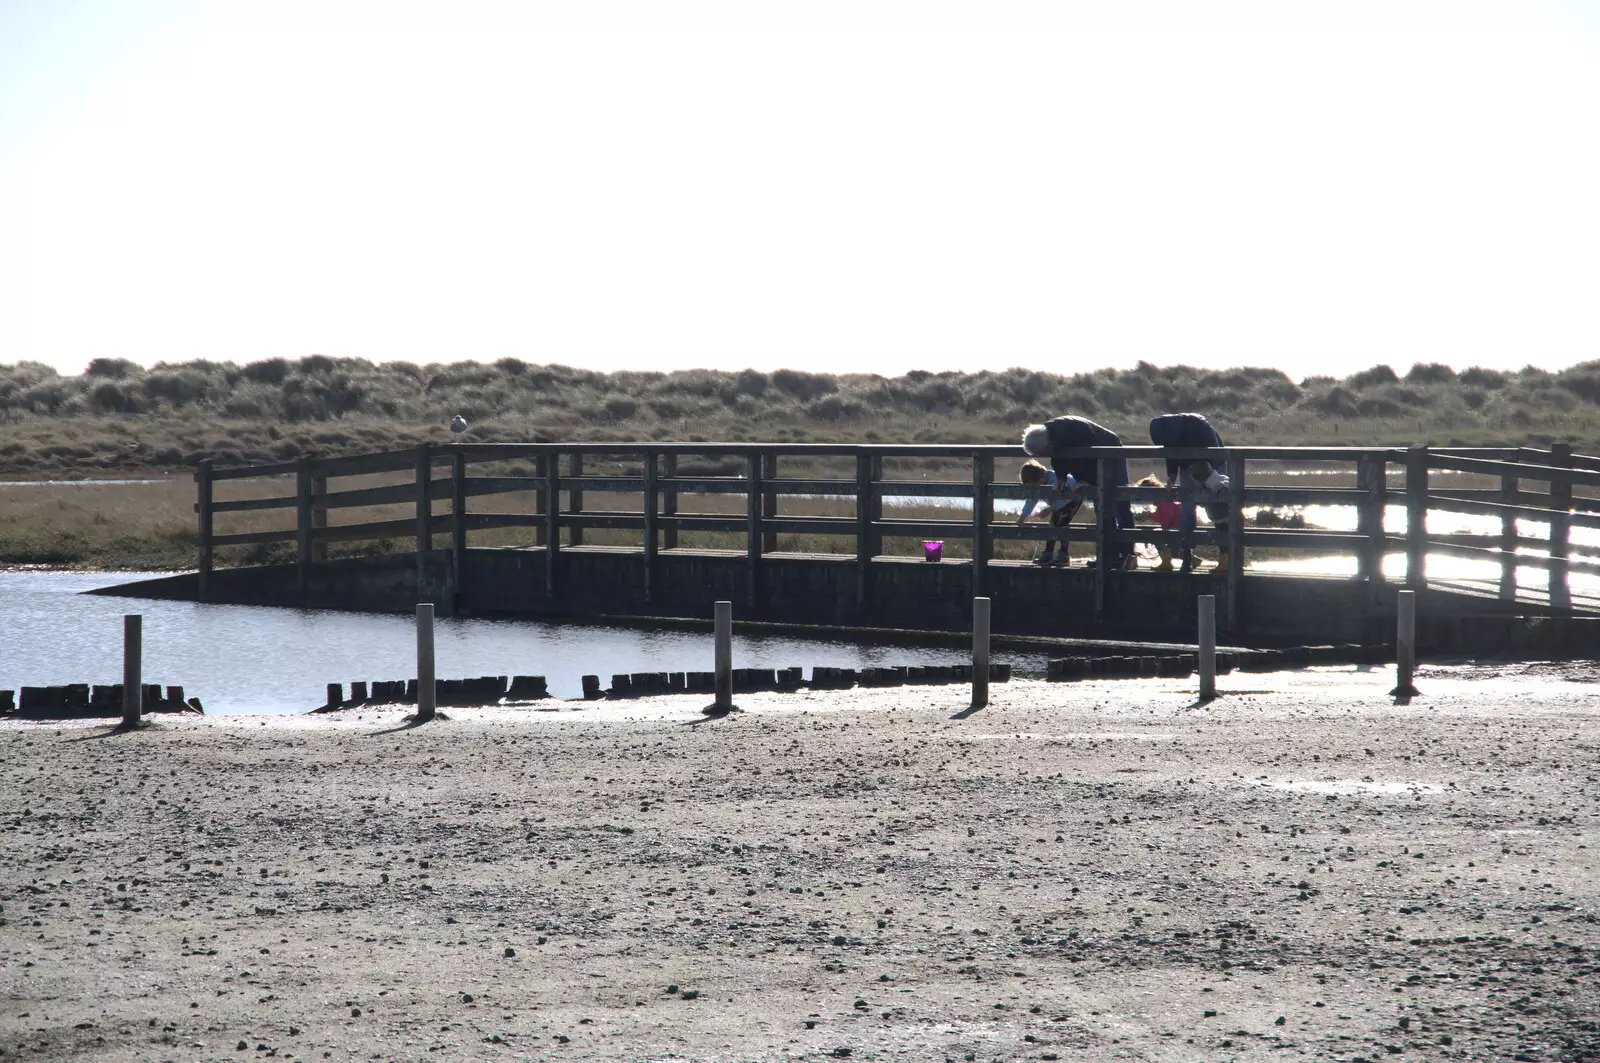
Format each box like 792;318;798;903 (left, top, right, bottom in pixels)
1020;415;1135;568
1148;413;1225;572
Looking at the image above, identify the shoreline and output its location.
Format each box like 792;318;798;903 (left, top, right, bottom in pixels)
3;670;1597;1061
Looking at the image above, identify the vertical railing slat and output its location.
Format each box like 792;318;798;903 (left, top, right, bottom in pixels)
414;444;432;599
761;453;778;553
1549;443;1572;613
451;449;467;609
746;452;763;609
662;452;679;550
1499;467;1518;601
296;456;313;598
1093;456;1116;625
195;459;214;602
643;449;658;603
568;452;584;547
1405;445;1428;591
544;451;560;595
855;452;873;613
1224;453;1245;632
971;453;992;600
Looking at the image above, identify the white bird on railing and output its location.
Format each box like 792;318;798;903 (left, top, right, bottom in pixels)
450;415;468;434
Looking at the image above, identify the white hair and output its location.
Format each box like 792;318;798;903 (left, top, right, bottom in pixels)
1021;424;1051;456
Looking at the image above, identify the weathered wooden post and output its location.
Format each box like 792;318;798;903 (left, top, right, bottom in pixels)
1224;453;1245;631
415;602;436;722
761;453;779;554
661;452;679;551
296;456;314;598
746;453;763;610
414;444;433;598
1093;456;1118;625
1499;467;1518;601
1392;589;1418;697
971;596;990;710
855;452;875;612
1405;445;1429;591
971;453;993;599
567;451;585;547
310;468;328;563
121;615;142;728
1549;443;1572;614
1357;454;1386;586
450;448;468;609
713;600;733;711
1197;594;1216;702
195;459;213;602
543;451;560;595
643;449;658;603
533;452;548;548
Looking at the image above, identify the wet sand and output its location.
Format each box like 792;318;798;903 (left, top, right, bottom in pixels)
2;666;1598;1062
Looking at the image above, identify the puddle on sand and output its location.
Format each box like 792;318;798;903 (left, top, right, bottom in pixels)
1257;778;1443;795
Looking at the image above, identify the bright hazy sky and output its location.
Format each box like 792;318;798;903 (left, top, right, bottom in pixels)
2;0;1597;379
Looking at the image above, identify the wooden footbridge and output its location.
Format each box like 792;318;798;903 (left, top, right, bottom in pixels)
107;441;1600;653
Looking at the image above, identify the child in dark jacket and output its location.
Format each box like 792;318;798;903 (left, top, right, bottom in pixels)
1017;459;1083;565
1187;460;1233;571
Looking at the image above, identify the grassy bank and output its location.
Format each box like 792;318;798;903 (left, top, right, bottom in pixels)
1;357;1597;480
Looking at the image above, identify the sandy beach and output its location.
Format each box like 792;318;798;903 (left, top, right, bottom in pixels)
2;665;1597;1062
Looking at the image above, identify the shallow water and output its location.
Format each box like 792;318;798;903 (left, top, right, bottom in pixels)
0;571;1030;716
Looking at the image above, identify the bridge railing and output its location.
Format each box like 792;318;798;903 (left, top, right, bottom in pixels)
194;441;1600;620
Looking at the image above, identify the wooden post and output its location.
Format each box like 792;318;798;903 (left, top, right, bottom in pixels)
643;449;658;603
746;452;763;610
121;615;142;729
310;471;327;563
1499;470;1518;601
1358;454;1386;586
1197;594;1216;702
415;444;432;598
1093;456;1117;625
855;452;874;613
661;452;679;550
971;596;990;710
1405;445;1428;591
713;600;733;711
971;453;992;600
1392;588;1418;697
195;459;213;602
1224;453;1245;631
296;457;313;597
533;453;548;547
451;449;467;610
544;452;560;595
1549;443;1572;613
415;602;436;723
567;452;585;547
761;453;778;553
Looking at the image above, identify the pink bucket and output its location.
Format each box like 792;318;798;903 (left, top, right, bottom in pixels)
923;540;944;563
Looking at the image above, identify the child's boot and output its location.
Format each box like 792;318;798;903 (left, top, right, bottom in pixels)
1179;550;1197;574
1155;548;1174;572
1033;546;1055;566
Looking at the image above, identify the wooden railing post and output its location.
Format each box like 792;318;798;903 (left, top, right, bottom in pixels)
195;459;213;602
1198;594;1217;702
1093;456;1116;625
971;453;992;600
761;453;779;553
451;448;467;609
533;453;548;547
855;452;874;613
1549;443;1572;613
296;456;313;597
544;450;560;595
310;471;327;563
567;452;585;547
1405;445;1428;591
1499;466;1518;601
661;452;679;550
414;444;432;598
746;451;763;610
1357;454;1386;585
643;449;658;603
1224;453;1245;632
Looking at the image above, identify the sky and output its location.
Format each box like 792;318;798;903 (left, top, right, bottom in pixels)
1;0;1597;380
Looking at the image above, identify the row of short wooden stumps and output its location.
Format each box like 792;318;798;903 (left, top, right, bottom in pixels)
315;664;1017;710
1047;642;1387;680
0;684;203;719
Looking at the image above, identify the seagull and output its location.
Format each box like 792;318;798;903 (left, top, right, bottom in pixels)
450;414;468;434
